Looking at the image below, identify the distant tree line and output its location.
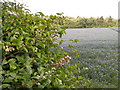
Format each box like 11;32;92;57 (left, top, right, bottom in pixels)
63;16;118;28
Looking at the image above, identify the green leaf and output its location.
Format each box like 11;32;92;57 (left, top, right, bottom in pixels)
59;40;64;44
56;78;62;85
22;47;28;52
69;39;80;43
34;72;38;75
4;77;13;83
42;44;45;48
9;73;16;78
46;79;51;85
1;84;11;88
56;12;64;15
12;39;23;46
9;63;17;70
2;59;8;65
68;45;74;48
73;39;80;43
26;65;33;75
53;78;62;87
37;12;45;16
78;76;83;80
36;52;41;58
16;56;26;63
37;67;44;77
8;58;16;63
39;26;46;29
69;39;73;41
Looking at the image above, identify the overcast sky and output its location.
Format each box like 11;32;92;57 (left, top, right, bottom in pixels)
9;0;119;19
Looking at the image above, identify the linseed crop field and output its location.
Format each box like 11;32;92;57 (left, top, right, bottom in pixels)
61;27;118;88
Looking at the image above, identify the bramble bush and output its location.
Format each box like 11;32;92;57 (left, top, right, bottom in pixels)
1;1;92;89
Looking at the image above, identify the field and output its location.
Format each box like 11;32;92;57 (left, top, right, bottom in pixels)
60;27;118;88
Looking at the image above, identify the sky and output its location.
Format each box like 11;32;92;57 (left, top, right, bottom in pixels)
9;0;119;19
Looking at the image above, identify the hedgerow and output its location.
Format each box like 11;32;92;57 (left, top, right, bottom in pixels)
1;1;92;89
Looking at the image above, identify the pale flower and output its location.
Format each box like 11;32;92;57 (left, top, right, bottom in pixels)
53;33;58;35
60;58;65;61
65;55;71;60
37;83;41;85
36;75;40;79
65;59;70;63
5;48;9;52
50;70;54;73
59;63;64;66
45;72;48;75
42;76;46;79
84;67;89;70
54;36;59;40
61;47;63;49
52;67;56;70
54;30;58;32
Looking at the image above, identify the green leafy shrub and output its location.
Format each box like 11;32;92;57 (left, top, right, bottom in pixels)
1;1;92;89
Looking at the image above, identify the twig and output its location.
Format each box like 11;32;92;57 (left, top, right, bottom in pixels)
0;50;22;61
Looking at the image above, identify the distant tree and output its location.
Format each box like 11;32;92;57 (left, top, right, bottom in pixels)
107;16;113;23
96;16;105;27
106;16;113;27
79;18;88;28
99;16;104;23
87;17;97;28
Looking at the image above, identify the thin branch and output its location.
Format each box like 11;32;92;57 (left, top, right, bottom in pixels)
0;50;23;61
